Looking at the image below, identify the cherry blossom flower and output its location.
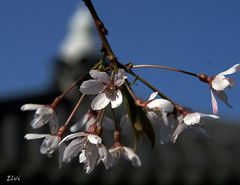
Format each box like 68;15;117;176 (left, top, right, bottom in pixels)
59;132;113;174
171;112;219;143
210;64;240;114
24;133;60;157
109;145;141;167
80;69;127;110
21;104;58;133
146;92;175;144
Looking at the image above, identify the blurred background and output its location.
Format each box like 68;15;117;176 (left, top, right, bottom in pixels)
0;0;240;184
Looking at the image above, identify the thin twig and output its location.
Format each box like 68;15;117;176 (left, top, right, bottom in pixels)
132;64;199;78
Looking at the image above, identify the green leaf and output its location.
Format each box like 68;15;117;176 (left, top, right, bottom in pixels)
123;84;155;148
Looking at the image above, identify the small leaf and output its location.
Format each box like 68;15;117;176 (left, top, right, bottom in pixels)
123;83;155;148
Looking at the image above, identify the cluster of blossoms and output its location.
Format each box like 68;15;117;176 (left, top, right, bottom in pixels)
22;0;240;175
22;64;240;174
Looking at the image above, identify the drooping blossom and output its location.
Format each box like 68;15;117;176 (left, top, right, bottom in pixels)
24;133;60;157
21;104;58;133
171;112;219;143
146;92;176;144
209;64;240;114
109;145;141;167
80;69;127;110
59;132;113;174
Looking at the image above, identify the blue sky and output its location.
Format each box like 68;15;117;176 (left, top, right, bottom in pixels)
1;0;240;120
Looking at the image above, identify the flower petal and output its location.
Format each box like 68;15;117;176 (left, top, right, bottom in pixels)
212;89;232;108
20;104;44;111
70;114;92;132
79;150;86;163
218;64;240;76
59;132;87;145
114;69;127;87
122;147;141;167
87;134;102;144
40;135;59;156
63;138;85;162
147;99;174;113
24;133;48;140
35;106;54;115
98;144;113;169
212;75;230;91
148;92;158;101
199;113;220;119
183;113;201;126
84;144;99;174
89;70;111;84
110;90;123;109
80;79;105;95
171;123;187;143
31;114;51;129
211;90;218;115
91;93;110;110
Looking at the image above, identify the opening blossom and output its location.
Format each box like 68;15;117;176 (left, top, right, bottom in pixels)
171;112;219;143
109;145;141;167
21;104;58;133
146;92;175;144
209;64;240;114
80;69;127;110
59;132;113;174
24;134;60;157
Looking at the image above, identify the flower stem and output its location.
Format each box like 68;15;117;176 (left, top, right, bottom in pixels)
64;95;86;127
60;61;102;98
132;64;199;78
83;0;118;67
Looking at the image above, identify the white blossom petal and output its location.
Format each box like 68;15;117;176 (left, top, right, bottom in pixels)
91;93;110;110
147;99;174;113
63;138;85;162
79;150;86;163
35;106;54;115
212;75;230;91
148;92;158;101
114;69;127;87
89;70;111;84
98;144;113;169
110;90;123;109
24;133;49;140
171;123;187;143
199;113;219;119
80;79;104;94
40;135;59;156
122;147;141;167
59;132;87;145
212;89;232;108
218;64;240;76
183;113;201;126
211;90;218;115
20;104;44;111
31;114;51;129
87;134;102;144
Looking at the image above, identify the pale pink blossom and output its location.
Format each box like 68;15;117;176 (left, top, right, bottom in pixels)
109;145;141;167
80;69;127;110
171;112;219;143
21;104;58;133
147;92;175;144
59;132;113;174
210;64;240;114
24;133;60;157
